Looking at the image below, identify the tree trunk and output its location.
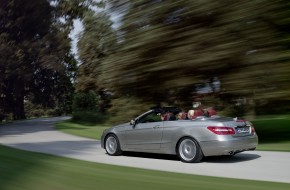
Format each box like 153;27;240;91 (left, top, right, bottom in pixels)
13;94;26;120
4;79;26;120
13;79;26;120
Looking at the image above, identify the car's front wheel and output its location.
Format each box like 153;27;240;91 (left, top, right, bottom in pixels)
177;137;203;163
105;134;123;156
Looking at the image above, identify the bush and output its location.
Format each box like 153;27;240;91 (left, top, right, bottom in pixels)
72;92;98;112
24;101;65;118
72;111;108;125
255;100;290;115
219;104;247;118
106;97;155;125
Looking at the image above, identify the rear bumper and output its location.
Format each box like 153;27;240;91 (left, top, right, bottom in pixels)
200;135;258;156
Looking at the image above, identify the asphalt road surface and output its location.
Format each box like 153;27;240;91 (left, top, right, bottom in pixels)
0;117;290;183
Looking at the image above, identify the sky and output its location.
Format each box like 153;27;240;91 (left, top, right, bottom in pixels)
69;19;83;55
69;14;122;57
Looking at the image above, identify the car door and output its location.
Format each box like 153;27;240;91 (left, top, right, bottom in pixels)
124;112;163;150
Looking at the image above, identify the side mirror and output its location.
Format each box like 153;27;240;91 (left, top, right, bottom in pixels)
130;119;136;126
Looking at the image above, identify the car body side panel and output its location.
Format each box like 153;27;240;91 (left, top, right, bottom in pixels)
160;121;206;154
101;123;129;150
123;121;163;150
101;116;258;157
200;135;258;156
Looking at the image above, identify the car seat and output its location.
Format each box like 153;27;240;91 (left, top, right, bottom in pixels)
188;109;204;119
207;109;217;116
178;112;187;120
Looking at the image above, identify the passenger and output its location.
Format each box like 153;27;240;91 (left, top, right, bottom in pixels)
188;109;204;119
187;110;195;119
177;112;187;120
161;112;170;121
161;112;176;121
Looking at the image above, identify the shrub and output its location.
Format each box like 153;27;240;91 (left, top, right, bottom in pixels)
106;97;155;125
72;92;98;112
72;111;108;125
219;104;247;118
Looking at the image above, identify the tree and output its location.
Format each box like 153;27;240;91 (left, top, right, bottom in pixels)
0;0;98;119
74;10;117;113
99;0;290;115
76;10;117;92
0;0;53;119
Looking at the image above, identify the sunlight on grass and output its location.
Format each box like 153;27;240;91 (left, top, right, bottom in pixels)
55;120;109;140
257;142;290;152
0;145;289;190
252;116;290;152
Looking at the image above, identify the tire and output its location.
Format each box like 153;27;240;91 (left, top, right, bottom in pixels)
177;137;203;163
105;134;123;156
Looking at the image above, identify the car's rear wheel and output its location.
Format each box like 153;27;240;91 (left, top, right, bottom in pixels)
177;137;203;163
105;134;122;156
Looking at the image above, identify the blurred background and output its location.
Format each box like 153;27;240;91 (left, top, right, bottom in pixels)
1;0;290;124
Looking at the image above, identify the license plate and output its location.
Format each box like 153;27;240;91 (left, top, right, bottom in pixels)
236;127;250;133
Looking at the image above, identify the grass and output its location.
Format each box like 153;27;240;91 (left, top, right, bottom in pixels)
0;145;289;190
252;116;290;152
55;120;109;140
256;142;290;152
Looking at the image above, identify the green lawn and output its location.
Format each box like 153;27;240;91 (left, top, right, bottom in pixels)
55;120;109;140
56;116;290;151
0;145;289;190
252;116;290;152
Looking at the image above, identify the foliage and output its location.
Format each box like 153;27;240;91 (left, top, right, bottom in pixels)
71;111;108;125
72;92;98;112
218;104;247;118
0;0;53;119
106;96;155;124
75;10;117;93
72;9;117;122
0;0;102;120
24;101;63;118
72;92;110;124
255;100;290;115
97;0;290;116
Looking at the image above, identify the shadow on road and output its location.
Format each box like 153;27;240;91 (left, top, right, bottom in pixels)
123;152;180;161
203;153;261;163
121;151;261;163
0;117;70;136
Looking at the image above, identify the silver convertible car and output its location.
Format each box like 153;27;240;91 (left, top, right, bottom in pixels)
101;107;258;163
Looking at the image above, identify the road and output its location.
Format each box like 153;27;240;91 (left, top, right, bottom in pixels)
0;117;290;183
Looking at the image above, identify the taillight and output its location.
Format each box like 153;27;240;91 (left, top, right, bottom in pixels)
207;126;236;135
245;121;256;135
251;126;256;135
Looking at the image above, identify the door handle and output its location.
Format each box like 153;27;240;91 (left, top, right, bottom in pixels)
153;125;160;129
